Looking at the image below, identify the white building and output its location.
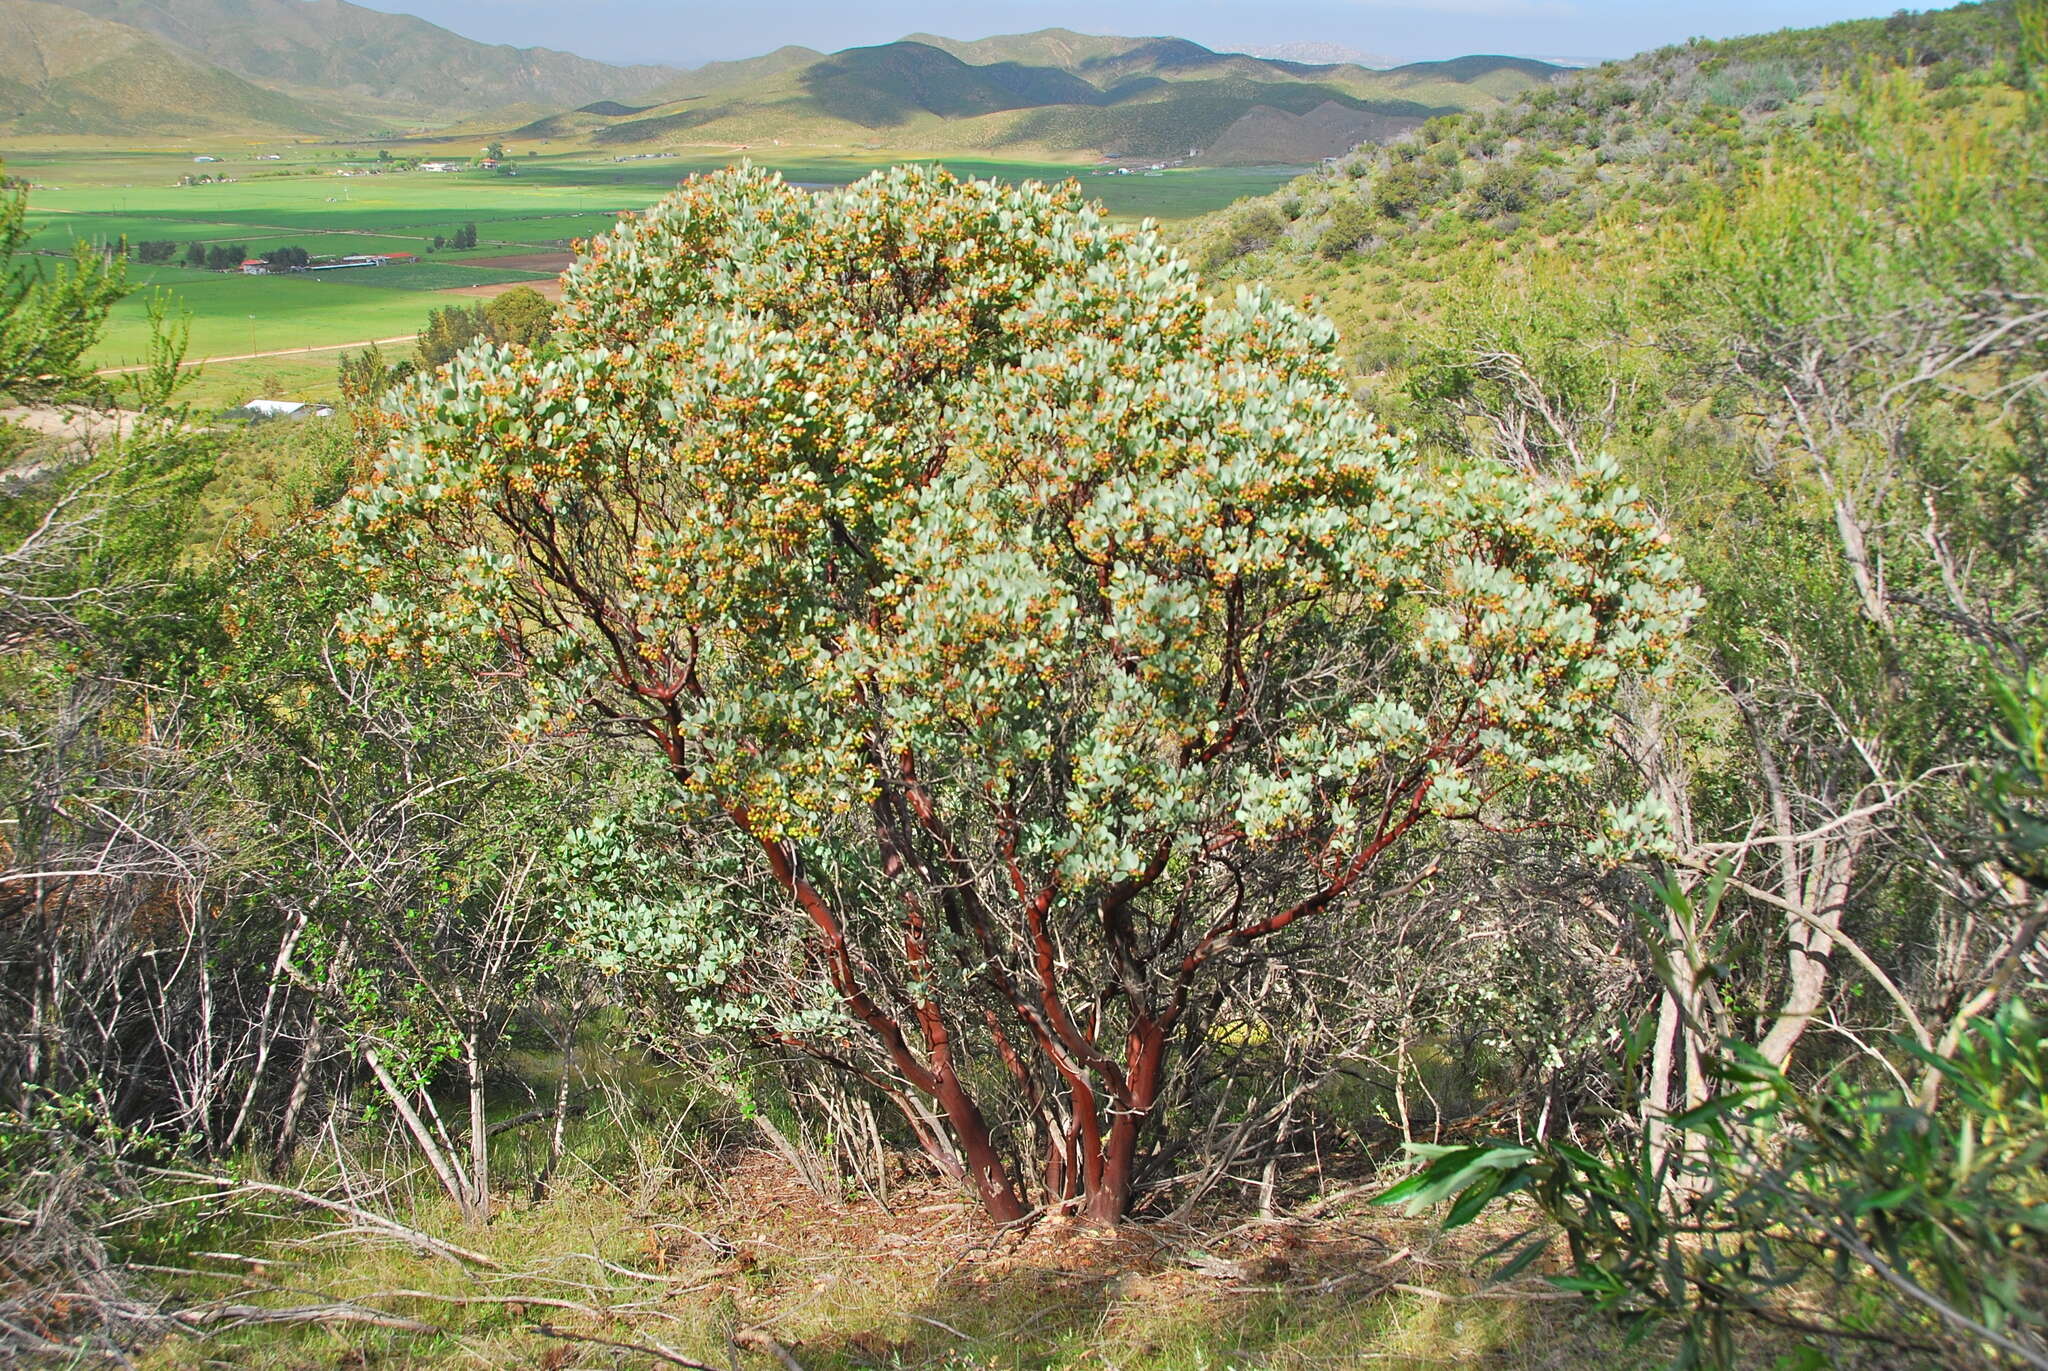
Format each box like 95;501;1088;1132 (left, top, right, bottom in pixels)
241;399;334;419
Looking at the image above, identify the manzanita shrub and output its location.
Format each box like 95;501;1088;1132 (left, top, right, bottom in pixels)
331;164;1696;1222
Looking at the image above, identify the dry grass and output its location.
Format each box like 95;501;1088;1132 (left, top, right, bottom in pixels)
129;1149;1659;1371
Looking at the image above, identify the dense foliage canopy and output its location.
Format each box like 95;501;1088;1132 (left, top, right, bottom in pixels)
335;164;1694;1220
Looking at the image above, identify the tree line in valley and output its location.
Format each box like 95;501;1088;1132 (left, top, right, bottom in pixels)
116;222;481;271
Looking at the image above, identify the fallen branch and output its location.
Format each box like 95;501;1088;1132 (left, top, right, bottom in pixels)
533;1322;725;1369
903;1312;976;1341
356;1289;640;1318
1289;1182;1375;1220
734;1326;808;1371
168;1302;439;1333
144;1169;501;1269
487;1100;589;1137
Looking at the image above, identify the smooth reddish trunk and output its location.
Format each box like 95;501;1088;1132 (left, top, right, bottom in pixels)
933;1069;1029;1223
729;788;1205;1228
1084;1130;1140;1224
1082;1020;1167;1226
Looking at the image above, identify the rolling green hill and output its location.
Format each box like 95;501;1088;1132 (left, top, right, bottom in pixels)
41;0;678;120
898;28;1150;71
508;32;1565;165
648;45;832;100
1186;0;2026;356
1378;54;1570;93
800;43;1107;123
0;0;1564;164
0;0;352;134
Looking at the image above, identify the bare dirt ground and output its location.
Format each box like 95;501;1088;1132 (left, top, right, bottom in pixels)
439;277;567;301
603;1150;1634;1371
2;404;146;442
462;251;577;273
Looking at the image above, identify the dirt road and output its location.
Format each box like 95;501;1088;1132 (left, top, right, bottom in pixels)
95;335;418;376
2;405;155;443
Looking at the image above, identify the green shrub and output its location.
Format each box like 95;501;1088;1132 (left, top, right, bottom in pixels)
1381;997;2048;1369
1374;161;1448;219
1205;202;1290;266
1318;197;1377;259
1469;162;1540;219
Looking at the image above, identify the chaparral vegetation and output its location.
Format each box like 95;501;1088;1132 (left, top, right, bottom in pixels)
0;3;2044;1370
334;163;1693;1226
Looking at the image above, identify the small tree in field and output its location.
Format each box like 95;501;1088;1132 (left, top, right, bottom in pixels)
334;165;1694;1223
415;303;487;367
481;284;552;347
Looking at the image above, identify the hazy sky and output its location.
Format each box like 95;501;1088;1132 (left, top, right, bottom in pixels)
376;0;1908;68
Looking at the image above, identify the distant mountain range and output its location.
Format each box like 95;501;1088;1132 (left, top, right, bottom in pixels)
511;31;1565;164
0;0;352;134
1235;41;1392;67
1;0;679;133
0;2;1564;161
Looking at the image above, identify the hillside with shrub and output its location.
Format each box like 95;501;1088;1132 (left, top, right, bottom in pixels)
1191;0;2021;328
1180;5;2048;1357
1;3;2044;1370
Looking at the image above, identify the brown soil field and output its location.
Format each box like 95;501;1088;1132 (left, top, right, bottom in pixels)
462;251;576;272
440;278;567;301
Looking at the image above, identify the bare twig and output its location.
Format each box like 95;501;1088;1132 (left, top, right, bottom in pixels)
143;1170;501;1269
533;1322;726;1369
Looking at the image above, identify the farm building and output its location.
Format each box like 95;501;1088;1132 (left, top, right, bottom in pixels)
303;252;420;272
239;399;334;420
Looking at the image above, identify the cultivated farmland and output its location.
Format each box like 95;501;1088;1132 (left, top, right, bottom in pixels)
6;146;1302;372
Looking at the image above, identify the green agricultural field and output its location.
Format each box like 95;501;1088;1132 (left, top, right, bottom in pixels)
4;145;1301;381
281;262;552;291
97;269;443;366
432;213;628;247
158;354;342;413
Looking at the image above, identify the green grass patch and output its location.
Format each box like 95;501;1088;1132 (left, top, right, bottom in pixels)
143;353;344;414
7;147;1297;366
271;262;551;291
102;271;437;365
23;212;255;250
